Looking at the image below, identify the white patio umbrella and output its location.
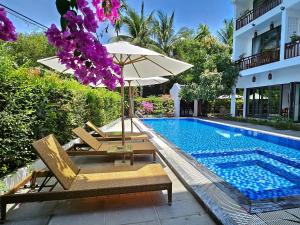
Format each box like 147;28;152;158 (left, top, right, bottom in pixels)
89;77;169;88
38;41;193;145
90;77;169;132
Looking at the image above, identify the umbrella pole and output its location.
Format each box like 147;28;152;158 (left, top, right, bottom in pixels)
128;81;134;133
120;66;125;146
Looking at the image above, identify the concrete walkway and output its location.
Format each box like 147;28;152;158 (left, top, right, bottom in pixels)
4;121;216;225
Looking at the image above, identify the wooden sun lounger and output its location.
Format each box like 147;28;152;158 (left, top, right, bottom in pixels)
69;127;157;161
0;134;172;222
86;121;149;141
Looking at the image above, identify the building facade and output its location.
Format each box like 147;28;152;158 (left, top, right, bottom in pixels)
231;0;300;121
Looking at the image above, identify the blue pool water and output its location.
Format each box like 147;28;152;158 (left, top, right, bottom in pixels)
142;118;300;201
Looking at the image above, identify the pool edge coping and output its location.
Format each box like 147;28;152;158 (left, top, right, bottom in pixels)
143;117;300;142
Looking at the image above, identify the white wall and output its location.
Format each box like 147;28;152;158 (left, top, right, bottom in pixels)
236;65;300;89
170;83;181;117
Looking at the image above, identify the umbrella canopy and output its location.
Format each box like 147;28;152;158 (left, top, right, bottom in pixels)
218;95;243;99
38;42;193;79
38;41;193;146
104;41;193;79
90;77;169;88
37;56;74;74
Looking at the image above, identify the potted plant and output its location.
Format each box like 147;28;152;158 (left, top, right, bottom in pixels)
290;32;300;43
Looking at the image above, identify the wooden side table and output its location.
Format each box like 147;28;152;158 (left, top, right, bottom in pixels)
106;144;134;165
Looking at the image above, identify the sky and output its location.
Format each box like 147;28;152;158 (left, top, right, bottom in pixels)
1;0;233;43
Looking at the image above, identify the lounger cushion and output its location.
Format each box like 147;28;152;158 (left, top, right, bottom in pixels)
86;121;149;140
70;164;171;191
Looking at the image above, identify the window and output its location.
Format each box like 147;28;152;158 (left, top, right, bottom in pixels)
246;85;281;118
288;17;299;40
252;26;281;55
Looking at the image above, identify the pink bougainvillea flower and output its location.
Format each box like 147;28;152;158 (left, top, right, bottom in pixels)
0;7;17;41
92;0;120;24
142;101;154;114
46;0;122;90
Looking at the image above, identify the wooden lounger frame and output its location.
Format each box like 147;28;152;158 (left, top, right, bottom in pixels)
69;127;156;161
0;170;171;223
0;134;171;223
66;143;155;162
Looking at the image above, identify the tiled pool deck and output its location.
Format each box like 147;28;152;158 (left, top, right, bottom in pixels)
5;118;300;225
133;118;300;225
3;120;215;225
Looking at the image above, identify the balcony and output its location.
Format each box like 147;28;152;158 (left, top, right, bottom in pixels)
236;48;280;71
285;40;300;59
236;0;282;30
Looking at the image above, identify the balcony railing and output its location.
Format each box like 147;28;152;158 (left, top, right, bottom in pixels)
236;48;280;71
285;41;300;59
236;0;282;30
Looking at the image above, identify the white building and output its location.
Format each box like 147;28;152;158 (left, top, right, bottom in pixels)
231;0;300;121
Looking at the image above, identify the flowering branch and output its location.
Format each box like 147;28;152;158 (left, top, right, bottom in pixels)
46;0;122;90
0;7;17;42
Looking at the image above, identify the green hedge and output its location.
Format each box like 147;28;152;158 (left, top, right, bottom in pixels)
0;61;120;177
135;96;174;116
211;98;243;115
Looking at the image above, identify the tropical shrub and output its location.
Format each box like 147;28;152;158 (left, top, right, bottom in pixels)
212;98;243;115
135;96;174;116
0;61;121;177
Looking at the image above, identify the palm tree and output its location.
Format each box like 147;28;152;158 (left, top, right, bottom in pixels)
195;24;211;40
110;1;157;49
153;11;176;56
175;27;195;40
217;19;234;47
114;0;128;36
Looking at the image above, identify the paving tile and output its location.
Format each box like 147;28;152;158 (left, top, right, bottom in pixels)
286;208;300;219
105;207;157;225
155;199;205;220
265;219;300;225
124;221;160;225
258;211;299;221
52;197;106;215
6;201;57;220
4;217;50;225
160;214;215;225
49;212;105;225
103;193;156;210
151;190;195;205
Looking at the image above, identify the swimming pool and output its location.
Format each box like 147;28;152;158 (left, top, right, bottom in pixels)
142;118;300;206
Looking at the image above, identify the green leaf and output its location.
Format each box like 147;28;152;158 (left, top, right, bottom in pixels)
70;0;78;9
56;0;70;16
60;17;68;31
